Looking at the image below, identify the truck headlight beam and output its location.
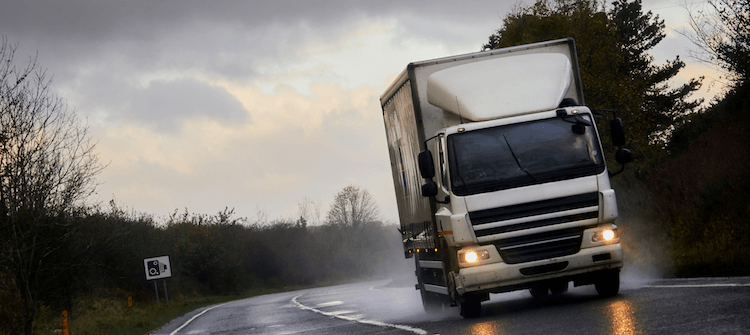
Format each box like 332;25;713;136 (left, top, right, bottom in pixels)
459;249;490;264
592;229;617;243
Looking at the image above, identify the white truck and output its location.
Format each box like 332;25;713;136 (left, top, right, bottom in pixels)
379;38;632;318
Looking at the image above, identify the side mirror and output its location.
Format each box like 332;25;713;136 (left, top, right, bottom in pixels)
421;181;438;197
572;124;586;135
615;147;633;165
610;117;626;147
417;150;435;179
421;180;450;203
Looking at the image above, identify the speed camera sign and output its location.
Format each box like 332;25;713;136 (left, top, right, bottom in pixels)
144;256;172;280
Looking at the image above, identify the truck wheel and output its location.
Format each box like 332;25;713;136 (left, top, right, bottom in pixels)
459;294;481;318
595;270;620;297
529;286;548;298
550;281;568;295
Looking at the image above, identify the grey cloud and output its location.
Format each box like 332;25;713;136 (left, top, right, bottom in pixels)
0;1;434;40
1;0;507;59
78;76;248;133
1;0;509;102
1;0;511;135
126;79;249;133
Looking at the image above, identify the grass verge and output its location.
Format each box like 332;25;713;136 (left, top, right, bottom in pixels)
31;287;290;335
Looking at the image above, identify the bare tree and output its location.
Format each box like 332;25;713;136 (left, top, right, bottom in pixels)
297;196;313;227
686;0;750;86
326;185;380;228
0;36;104;335
253;205;269;226
296;196;324;227
313;200;322;226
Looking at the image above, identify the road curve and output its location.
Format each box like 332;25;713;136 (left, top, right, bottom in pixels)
151;276;750;334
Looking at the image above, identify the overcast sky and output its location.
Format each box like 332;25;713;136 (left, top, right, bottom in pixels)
0;0;716;224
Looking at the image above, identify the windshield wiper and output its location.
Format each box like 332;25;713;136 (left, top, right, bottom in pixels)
503;134;540;183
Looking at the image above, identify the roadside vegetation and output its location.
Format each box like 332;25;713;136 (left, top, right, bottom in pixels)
26;291;271;335
1;195;405;335
2;0;749;334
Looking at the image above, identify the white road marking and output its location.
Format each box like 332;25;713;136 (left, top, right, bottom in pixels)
292;293;428;335
325;310;356;316
315;301;344;307
169;303;228;335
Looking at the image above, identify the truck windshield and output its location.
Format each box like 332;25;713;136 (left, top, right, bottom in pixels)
447;115;605;196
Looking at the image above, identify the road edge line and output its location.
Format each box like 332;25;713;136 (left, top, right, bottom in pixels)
169;302;229;335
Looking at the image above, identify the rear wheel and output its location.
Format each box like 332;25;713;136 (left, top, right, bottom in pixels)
595;270;620;297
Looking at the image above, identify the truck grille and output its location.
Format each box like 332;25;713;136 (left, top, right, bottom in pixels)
494;227;586;264
468;192;599;264
469;192;598;239
470;192;598;226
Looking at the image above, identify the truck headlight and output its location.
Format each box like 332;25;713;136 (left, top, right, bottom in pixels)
459;249;490;264
592;229;617;242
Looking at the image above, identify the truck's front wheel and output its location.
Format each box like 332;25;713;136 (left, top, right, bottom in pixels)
459;293;482;318
595;269;620;297
529;286;548;298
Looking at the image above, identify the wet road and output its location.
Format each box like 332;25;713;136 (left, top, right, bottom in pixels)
151;276;750;334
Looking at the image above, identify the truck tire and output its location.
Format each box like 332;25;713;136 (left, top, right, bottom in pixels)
529;286;548;298
595;269;620;297
550;281;569;295
459;293;481;318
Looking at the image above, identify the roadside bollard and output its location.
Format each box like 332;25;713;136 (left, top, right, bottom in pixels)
61;310;69;335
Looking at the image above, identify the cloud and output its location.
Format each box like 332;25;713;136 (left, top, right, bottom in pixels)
1;0;505;77
66;73;249;133
129;79;249;133
90;77;396;221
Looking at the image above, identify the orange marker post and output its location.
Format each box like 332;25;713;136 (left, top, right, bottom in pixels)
61;310;69;335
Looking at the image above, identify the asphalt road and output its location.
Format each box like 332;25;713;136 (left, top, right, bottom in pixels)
150;276;750;335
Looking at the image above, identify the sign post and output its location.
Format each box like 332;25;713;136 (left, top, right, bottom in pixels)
163;279;169;304
144;256;172;303
154;281;159;303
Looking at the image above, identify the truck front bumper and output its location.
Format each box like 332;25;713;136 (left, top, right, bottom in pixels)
455;243;623;295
